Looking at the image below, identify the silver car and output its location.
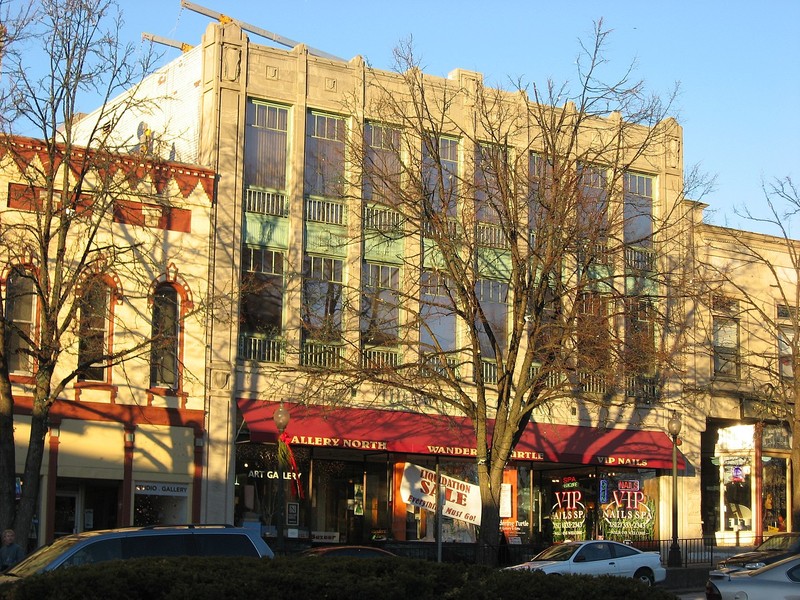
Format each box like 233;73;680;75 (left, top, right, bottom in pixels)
505;540;666;587
706;555;800;600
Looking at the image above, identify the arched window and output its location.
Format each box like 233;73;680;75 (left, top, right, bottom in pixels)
5;267;36;373
78;278;110;382
151;283;179;389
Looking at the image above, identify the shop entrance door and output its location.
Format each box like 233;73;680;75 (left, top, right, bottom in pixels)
53;492;79;538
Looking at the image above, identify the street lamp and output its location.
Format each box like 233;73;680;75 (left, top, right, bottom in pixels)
273;402;290;555
667;412;682;567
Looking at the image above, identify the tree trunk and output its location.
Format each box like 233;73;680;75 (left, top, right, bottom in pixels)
792;390;800;532
14;411;48;547
476;464;504;566
0;380;16;531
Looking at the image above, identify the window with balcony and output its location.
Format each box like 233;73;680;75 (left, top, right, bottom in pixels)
777;304;796;379
150;284;180;389
422;134;458;219
4;267;36;373
302;255;343;342
624;296;655;375
361;262;400;346
305;112;345;199
475;144;510;249
364;123;401;207
475;278;508;360
713;316;739;378
576;291;610;372
420;269;457;357
77;277;111;382
245;101;289;215
241;248;284;337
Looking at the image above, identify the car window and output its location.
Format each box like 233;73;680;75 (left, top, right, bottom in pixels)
759;534;799;551
59;539;122;568
194;534;259;557
575;543;612;562
610;543;638;558
534;544;580;561
123;534;192;558
788;564;800;582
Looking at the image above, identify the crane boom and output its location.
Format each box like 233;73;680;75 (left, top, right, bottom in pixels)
142;32;194;53
180;0;344;62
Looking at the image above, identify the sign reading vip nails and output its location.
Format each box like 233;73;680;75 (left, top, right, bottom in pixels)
599;478;657;540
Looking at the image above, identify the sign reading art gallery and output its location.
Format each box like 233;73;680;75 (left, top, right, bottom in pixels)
399;463;482;525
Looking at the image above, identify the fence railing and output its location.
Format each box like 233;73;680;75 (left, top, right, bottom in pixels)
377;537;721;567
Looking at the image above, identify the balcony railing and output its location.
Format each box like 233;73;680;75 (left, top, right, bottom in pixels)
626;374;659;403
625;246;656;271
306;197;346;226
363;205;402;232
245;188;288;216
577;370;609;394
239;335;284;363
477;359;498;385
301;341;344;368
362;347;401;369
421;355;459;378
476;223;509;249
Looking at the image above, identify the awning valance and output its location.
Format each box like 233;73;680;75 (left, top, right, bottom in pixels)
237;399;685;470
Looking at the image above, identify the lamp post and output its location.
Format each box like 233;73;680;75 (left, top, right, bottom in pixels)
667;412;682;567
273;402;290;555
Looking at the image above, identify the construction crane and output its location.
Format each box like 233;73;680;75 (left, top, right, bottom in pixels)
180;0;344;62
142;32;194;53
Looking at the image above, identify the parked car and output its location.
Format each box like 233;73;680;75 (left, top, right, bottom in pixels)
714;532;800;572
706;554;800;599
505;540;666;587
0;524;273;582
301;545;397;558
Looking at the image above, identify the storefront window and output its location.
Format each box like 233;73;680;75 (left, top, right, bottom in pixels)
762;457;788;534
722;459;752;532
541;468;659;543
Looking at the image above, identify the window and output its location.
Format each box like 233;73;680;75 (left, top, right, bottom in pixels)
778;305;796;379
304;112;345;198
475;279;508;359
302;255;343;341
624;297;655;374
363;123;401;206
4;268;36;373
419;270;457;354
361;263;400;346
422;135;458;217
244;101;289;193
528;152;554;237
713;317;739;378
150;284;179;389
241;248;284;337
576;292;610;371
623;172;654;247
77;278;110;382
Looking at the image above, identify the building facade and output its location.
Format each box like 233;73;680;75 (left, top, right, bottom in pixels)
2;137;215;547
42;19;798;554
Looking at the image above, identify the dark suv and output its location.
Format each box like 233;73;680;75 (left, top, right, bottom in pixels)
0;524;272;581
715;532;800;572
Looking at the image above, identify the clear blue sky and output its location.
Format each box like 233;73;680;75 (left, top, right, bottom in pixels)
121;1;799;235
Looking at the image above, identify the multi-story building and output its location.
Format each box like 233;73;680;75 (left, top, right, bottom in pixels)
3;137;215;546
53;19;796;554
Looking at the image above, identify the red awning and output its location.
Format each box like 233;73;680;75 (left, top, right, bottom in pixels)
237;399;686;470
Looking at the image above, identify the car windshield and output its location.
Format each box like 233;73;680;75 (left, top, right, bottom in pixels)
532;543;580;562
5;535;88;577
757;534;799;552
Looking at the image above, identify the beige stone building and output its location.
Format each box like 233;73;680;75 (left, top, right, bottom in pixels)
53;19;796;556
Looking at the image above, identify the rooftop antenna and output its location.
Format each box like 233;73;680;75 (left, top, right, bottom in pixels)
180;0;344;62
142;32;194;53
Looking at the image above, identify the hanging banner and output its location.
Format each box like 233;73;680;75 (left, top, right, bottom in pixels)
400;462;482;525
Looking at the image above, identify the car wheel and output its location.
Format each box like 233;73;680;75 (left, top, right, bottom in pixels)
633;568;654;587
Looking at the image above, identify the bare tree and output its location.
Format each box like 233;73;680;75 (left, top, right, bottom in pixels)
0;0;177;543
700;176;800;532
244;22;699;562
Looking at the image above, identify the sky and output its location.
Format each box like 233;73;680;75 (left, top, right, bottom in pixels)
109;1;800;235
